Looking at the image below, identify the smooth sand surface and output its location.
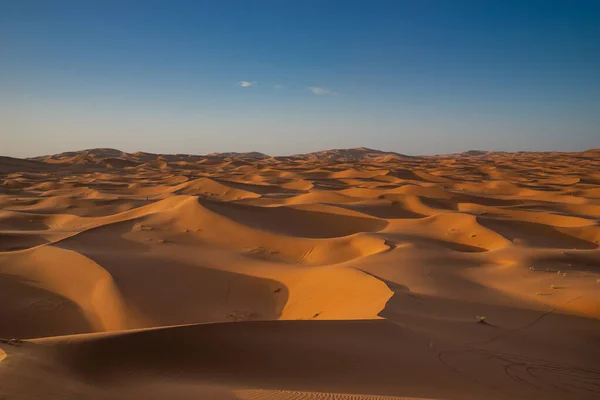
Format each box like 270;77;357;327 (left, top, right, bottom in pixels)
1;147;599;399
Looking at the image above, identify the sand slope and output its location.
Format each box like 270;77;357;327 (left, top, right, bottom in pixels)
1;148;599;399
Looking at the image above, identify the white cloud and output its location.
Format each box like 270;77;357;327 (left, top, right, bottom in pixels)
273;84;282;89
237;81;255;87
309;87;337;95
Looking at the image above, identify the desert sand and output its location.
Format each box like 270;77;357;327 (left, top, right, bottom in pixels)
1;147;599;399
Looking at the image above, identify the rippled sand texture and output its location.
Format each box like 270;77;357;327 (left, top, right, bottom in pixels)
1;147;599;400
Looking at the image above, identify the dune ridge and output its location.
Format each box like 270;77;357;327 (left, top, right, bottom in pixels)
1;148;599;399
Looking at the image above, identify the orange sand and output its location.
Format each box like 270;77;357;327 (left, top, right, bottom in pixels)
1;147;599;399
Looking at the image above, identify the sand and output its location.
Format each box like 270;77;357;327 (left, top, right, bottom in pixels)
1;147;599;399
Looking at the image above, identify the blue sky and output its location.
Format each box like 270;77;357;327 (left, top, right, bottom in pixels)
2;0;599;157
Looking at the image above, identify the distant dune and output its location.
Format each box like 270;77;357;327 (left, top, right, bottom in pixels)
206;151;270;159
29;146;412;164
292;146;410;161
1;147;599;400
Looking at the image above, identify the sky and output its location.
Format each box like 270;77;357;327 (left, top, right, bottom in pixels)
1;0;599;157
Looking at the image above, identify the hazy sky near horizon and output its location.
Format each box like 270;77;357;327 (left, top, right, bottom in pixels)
2;0;599;157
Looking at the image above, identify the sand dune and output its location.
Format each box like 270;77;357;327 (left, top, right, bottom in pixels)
1;148;599;399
